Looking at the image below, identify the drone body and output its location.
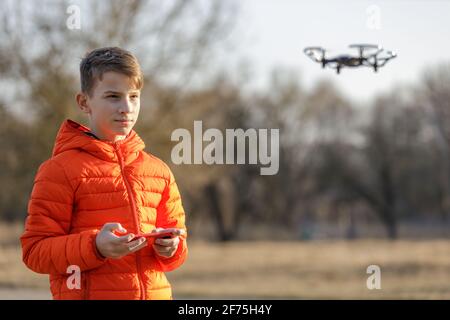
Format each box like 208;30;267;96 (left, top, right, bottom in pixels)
304;44;397;74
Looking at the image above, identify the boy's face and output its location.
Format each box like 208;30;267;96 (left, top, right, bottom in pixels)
77;71;141;142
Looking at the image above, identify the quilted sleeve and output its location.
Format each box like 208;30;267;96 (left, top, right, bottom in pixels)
21;159;107;275
154;167;188;272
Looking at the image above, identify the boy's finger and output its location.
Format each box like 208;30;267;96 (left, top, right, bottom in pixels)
154;237;177;246
126;237;146;248
103;222;127;234
175;229;185;236
128;242;147;253
127;237;147;252
114;233;135;243
152;243;173;253
151;228;185;237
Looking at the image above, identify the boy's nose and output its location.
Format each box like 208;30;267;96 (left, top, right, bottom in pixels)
119;99;134;113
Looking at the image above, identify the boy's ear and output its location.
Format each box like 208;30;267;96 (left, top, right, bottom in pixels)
76;92;91;114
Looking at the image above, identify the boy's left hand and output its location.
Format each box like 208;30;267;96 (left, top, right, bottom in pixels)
151;228;182;258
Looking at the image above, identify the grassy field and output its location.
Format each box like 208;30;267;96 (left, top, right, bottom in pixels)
1;223;449;299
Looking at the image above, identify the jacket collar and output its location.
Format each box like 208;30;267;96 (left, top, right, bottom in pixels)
52;119;145;162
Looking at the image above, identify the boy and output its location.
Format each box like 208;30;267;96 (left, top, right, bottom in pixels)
20;47;188;300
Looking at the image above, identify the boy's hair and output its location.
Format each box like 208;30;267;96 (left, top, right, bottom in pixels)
80;47;144;96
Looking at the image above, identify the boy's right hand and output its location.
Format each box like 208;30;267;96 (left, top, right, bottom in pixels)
95;223;147;259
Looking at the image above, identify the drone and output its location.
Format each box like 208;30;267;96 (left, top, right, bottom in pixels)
304;44;397;74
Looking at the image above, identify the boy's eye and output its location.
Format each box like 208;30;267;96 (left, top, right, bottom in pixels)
130;95;139;99
107;95;120;99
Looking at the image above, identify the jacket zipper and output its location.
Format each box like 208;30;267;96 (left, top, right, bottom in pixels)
115;144;146;300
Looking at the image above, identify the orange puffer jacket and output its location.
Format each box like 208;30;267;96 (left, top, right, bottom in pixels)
21;119;188;300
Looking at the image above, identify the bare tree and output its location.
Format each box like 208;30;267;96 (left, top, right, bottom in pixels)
417;63;450;221
0;0;238;221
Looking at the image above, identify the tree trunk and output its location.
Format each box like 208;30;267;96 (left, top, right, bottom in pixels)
205;183;233;242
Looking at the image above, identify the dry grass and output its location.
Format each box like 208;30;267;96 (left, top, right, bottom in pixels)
0;222;50;289
167;240;450;299
1;222;449;299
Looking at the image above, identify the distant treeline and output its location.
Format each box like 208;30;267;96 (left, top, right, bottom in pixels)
1;1;450;240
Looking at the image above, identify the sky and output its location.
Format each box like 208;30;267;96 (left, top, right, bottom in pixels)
230;0;450;105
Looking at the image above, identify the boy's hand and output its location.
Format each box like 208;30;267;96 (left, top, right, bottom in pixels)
152;228;183;258
95;223;147;259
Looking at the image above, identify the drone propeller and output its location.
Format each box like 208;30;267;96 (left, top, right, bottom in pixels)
349;44;381;50
303;47;326;63
349;44;382;59
363;49;397;71
377;50;397;66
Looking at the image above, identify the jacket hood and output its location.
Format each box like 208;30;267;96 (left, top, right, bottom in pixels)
52;119;145;161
